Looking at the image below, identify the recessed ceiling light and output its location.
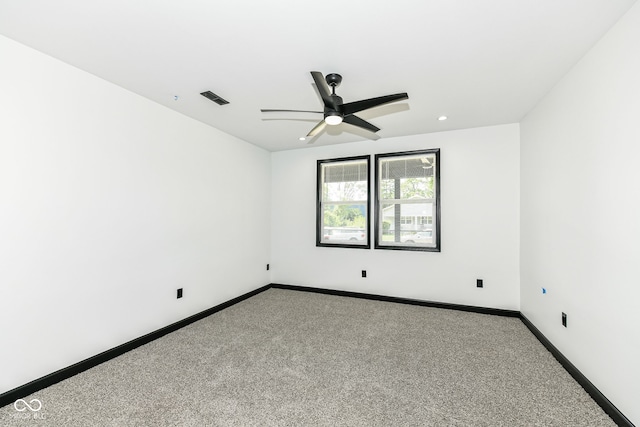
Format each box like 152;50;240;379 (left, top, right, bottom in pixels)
438;115;448;121
299;137;306;141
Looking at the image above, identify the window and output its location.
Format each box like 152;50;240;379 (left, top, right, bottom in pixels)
317;156;370;248
418;216;433;225
400;216;413;225
375;149;440;251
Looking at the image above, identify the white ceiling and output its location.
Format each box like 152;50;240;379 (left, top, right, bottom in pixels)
0;0;635;151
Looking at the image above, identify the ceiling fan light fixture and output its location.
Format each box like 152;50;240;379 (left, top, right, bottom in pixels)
324;111;343;126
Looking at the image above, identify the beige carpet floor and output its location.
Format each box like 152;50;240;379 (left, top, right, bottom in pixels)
0;288;616;426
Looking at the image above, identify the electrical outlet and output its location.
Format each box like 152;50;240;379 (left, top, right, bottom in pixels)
362;270;367;278
477;279;483;288
177;288;183;299
562;312;567;327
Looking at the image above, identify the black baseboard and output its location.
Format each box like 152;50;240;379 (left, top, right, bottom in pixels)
520;314;633;427
1;283;633;426
0;284;271;408
273;283;633;426
270;283;521;318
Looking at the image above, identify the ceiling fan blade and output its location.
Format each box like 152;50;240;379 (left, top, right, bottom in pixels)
342;115;380;133
341;93;408;116
310;71;337;109
261;109;323;113
307;119;326;137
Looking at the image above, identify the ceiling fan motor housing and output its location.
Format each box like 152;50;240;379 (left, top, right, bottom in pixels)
325;95;344;114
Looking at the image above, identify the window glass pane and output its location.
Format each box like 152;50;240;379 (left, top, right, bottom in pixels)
323;180;368;202
322;204;367;228
379;202;435;243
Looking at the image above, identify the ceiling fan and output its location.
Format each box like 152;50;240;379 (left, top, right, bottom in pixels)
261;71;409;138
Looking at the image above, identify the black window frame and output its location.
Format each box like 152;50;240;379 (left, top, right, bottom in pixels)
316;155;371;249
374;149;441;252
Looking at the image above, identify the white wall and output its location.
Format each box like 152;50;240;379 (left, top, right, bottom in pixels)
520;3;640;424
0;36;271;394
271;124;520;310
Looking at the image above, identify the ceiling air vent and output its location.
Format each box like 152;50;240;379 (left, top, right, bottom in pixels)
200;91;229;105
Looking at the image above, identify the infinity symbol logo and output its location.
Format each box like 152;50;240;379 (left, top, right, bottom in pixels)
14;399;42;412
